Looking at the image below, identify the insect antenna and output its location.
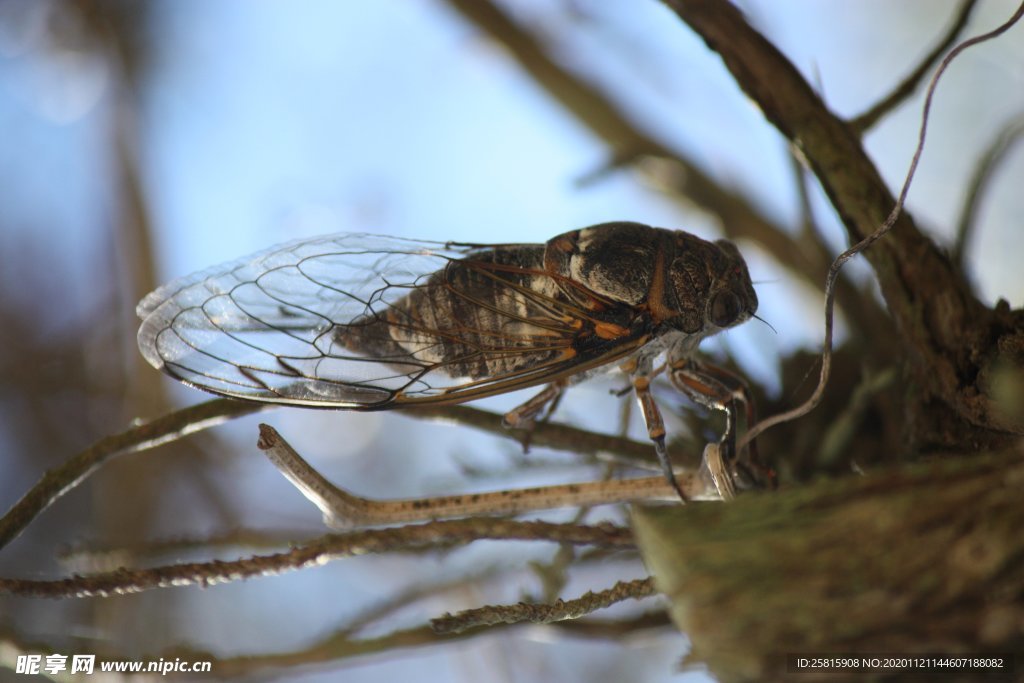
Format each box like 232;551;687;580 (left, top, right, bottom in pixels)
752;313;777;334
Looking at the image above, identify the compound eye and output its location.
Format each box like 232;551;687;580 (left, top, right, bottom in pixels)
710;291;742;327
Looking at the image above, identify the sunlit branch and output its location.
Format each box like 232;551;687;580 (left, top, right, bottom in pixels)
431;577;657;634
57;528;318;570
740;9;1017;444
0;519;633;599
851;0;979;132
257;424;720;528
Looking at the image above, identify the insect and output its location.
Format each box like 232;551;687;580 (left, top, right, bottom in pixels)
137;221;773;499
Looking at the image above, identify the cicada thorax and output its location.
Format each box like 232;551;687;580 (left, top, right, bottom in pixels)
544;222;730;335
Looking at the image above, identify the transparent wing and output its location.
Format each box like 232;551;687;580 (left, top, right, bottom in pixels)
137;233;650;409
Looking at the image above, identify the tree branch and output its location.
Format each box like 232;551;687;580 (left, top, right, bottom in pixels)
662;0;1024;444
431;577;656;634
409;404;656;466
256;423;714;528
0;519;633;598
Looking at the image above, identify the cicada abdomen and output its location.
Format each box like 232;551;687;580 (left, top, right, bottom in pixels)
339;243;575;383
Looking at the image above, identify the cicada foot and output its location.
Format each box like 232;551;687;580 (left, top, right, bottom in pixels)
698;442;736;501
652;435;689;502
706;429;775;495
670;357;777;495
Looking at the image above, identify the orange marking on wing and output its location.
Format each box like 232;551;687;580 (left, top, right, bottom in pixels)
594;321;629;340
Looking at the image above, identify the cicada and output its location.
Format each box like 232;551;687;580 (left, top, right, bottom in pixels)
137;221;773;498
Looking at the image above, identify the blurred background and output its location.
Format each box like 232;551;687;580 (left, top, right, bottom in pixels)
0;0;1021;681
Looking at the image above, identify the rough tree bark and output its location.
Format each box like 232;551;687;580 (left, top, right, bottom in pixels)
663;0;1024;450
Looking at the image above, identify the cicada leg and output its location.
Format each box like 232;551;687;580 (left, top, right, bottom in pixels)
669;359;776;492
502;380;567;452
631;372;690;502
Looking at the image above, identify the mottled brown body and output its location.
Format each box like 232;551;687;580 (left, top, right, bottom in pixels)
341;243;561;379
343;222;757;384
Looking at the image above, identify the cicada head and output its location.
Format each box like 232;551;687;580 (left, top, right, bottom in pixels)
705;239;758;331
663;232;757;339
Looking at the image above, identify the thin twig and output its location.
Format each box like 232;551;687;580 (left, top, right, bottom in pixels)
337;565;511;639
257;424;718;528
0;398;265;551
953;114;1024;267
0;519;633;599
431;577;656;634
851;0;979;132
57;528;316;570
409;404;656;466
